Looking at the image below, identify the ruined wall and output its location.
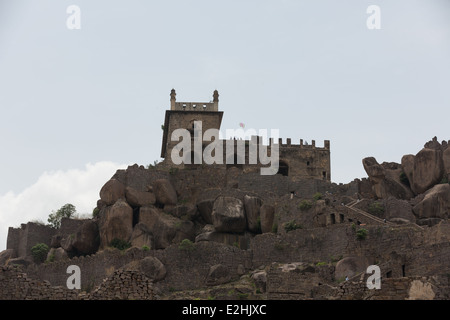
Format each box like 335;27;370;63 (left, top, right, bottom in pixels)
7;222;55;258
0;265;153;300
24;247;152;291
266;264;450;300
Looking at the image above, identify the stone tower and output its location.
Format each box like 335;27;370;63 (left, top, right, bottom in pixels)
161;89;224;164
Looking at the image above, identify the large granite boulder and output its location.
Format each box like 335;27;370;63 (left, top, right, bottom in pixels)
212;196;246;233
402;138;448;195
130;222;153;249
140;256;166;282
383;197;416;224
410;148;444;195
125;186;156;207
153;179;177;206
413;184;450;226
206;264;231;286
444;147;450;182
62;219;100;255
197;199;214;224
363;157;413;199
0;249;16;266
100;179;126;206
138;206;194;249
99;199;133;248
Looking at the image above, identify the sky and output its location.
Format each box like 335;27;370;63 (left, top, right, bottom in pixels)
0;0;449;251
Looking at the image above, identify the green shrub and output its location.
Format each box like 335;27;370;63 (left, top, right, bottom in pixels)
368;202;384;215
356;228;368;240
440;176;449;184
178;239;195;251
47;253;55;263
284;220;302;232
313;192;323;201
110;238;131;251
298;200;313;211
142;245;150;251
31;243;49;264
316;261;327;266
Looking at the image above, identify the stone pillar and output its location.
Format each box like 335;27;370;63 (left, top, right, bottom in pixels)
170;89;176;110
213;90;219;111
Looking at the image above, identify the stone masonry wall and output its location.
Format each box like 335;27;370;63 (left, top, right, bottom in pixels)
0;265;153;300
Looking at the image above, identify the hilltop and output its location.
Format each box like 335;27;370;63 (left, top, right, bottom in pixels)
0;137;449;300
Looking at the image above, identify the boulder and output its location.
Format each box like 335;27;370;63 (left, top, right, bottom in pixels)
260;204;275;233
0;249;16;266
444;147;450;182
167;204;198;221
140;256;166;282
383;197;415;223
251;270;267;293
47;247;68;262
99;179;126;206
410;148;444;194
335;256;369;280
64;219;100;256
139;206;195;249
153;179;177;206
195;230;252;249
125;186;156;207
413;184;450;226
212;196;246;233
130;223;153;249
197;199;214;224
401;154;415;190
99;199;133;248
363;157;413;199
206;264;231;286
243;195;262;233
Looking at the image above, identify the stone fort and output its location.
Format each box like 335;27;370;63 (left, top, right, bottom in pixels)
160;89;331;181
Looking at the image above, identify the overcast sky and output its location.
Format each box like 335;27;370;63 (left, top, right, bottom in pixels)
0;0;449;251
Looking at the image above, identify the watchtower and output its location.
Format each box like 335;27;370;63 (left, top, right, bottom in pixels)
161;89;223;163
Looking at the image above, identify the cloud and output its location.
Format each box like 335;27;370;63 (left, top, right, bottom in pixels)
0;161;127;252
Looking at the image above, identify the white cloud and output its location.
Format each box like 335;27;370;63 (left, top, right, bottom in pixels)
0;161;127;252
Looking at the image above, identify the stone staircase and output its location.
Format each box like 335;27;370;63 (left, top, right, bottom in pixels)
345;199;424;231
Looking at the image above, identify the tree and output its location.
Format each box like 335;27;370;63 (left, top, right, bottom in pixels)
31;243;49;263
48;203;76;228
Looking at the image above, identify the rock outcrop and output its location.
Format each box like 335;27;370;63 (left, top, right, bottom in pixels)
362;158;414;200
413;184;450;226
212;196;246;233
153;179;177;206
99;199;133;248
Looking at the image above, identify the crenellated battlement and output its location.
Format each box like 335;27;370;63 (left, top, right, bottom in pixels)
221;137;330;150
170;89;219;112
161;89;331;181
